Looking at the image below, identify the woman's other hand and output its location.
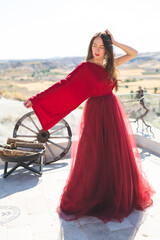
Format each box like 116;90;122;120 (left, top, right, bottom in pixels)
23;99;33;108
104;29;116;44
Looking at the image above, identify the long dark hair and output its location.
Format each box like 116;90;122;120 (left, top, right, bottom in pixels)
86;32;119;92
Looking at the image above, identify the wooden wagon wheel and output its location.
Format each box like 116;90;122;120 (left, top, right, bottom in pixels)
13;111;72;164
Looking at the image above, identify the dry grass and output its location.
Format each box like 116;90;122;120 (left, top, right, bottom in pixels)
16;81;54;92
116;79;160;94
0;66;160;100
115;67;160;94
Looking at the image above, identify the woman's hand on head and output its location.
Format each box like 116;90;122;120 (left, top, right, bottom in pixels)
23;99;33;108
105;29;116;44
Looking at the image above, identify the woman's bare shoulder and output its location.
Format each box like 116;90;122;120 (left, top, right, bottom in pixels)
72;61;89;73
80;60;88;64
76;61;89;68
82;60;93;64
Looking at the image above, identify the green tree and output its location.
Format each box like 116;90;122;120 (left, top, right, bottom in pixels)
130;90;134;99
154;87;158;94
144;88;147;92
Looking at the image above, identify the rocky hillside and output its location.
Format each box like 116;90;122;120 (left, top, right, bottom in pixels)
0;51;160;74
118;52;160;72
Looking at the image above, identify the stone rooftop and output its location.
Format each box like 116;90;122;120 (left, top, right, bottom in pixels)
0;146;160;240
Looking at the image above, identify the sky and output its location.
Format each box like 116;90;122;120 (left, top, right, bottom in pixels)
0;0;160;60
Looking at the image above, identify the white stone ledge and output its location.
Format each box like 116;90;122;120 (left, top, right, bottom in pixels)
134;134;160;156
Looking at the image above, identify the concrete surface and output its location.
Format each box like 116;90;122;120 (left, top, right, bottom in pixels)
0;147;160;240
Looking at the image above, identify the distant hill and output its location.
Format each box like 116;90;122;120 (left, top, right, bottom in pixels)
118;52;160;71
0;56;85;72
0;52;160;72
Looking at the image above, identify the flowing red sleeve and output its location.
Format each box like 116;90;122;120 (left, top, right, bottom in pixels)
29;62;92;131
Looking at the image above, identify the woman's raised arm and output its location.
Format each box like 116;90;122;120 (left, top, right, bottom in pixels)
105;29;138;66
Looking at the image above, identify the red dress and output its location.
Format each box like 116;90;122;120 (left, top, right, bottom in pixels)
30;61;155;223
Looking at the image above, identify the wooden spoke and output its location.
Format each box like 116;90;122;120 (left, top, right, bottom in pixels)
16;135;37;138
20;123;38;134
28;115;40;131
49;136;70;139
49;125;66;135
45;142;56;160
47;139;65;150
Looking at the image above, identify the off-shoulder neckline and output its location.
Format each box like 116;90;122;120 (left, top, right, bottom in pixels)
83;61;106;71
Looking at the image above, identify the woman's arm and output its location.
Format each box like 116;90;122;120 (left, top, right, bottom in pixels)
113;41;138;67
23;62;93;131
105;29;138;66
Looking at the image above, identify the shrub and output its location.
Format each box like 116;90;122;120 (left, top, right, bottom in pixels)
154;87;158;94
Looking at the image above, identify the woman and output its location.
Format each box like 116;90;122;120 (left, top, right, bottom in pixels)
24;29;154;223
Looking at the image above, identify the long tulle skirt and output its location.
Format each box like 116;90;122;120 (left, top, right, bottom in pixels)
56;94;155;223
